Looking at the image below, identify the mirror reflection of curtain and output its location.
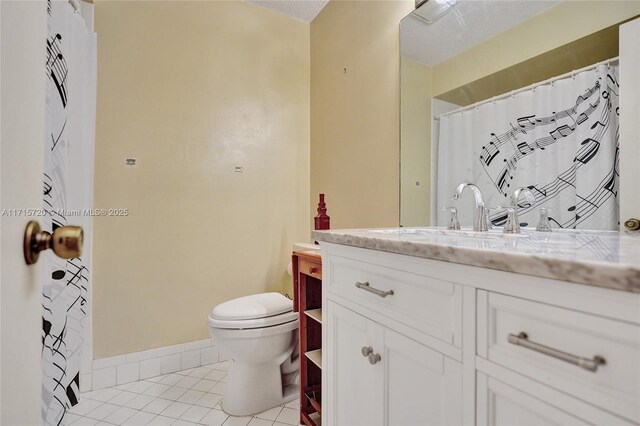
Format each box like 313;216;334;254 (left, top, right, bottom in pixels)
42;1;96;424
436;64;619;231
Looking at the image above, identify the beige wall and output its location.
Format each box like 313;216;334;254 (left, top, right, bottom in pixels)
400;56;432;227
310;0;413;229
433;1;640;97
93;1;310;358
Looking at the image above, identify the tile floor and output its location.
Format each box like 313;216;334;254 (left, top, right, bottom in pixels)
68;361;300;426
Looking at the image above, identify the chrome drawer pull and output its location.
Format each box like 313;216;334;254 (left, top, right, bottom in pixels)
361;346;373;357
508;332;606;372
355;281;394;298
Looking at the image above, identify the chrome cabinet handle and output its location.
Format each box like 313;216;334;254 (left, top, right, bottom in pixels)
368;352;381;365
508;332;606;372
361;346;373;357
355;282;394;298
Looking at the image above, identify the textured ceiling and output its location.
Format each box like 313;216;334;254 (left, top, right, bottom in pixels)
247;0;329;23
401;0;562;67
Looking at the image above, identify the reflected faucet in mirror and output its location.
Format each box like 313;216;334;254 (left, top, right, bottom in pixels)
452;182;489;232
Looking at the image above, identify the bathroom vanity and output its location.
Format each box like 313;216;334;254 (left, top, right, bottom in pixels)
313;228;640;425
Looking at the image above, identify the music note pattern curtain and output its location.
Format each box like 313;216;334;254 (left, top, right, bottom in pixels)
43;1;96;424
436;64;619;230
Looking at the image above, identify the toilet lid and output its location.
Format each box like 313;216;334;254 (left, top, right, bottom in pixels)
211;292;292;321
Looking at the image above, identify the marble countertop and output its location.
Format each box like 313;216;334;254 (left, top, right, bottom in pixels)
311;227;640;293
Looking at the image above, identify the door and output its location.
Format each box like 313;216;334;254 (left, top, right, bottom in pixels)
382;328;463;425
325;301;382;425
0;0;47;424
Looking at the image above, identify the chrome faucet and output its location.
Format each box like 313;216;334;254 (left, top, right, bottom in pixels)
452;182;489;232
502;187;536;234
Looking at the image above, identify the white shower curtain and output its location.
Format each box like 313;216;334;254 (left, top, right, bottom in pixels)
436;64;619;230
42;1;96;424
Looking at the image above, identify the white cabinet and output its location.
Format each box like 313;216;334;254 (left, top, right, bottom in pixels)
325;301;462;426
477;373;594;426
321;242;640;426
325;302;381;426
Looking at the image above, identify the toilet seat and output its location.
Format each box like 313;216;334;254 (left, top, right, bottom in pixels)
209;292;296;330
208;311;297;330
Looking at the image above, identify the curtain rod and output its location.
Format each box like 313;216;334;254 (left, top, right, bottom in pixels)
435;56;619;120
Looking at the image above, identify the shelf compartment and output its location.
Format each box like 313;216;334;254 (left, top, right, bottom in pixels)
303;384;322;414
301;411;321;426
305;349;322;369
305;308;322;324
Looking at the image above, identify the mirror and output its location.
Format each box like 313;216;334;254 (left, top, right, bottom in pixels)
400;0;639;229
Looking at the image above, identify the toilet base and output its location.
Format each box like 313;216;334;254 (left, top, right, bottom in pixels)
221;359;299;416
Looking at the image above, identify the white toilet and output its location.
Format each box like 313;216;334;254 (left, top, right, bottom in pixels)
208;292;299;416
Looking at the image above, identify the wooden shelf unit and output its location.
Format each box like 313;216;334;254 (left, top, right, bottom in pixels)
292;250;322;426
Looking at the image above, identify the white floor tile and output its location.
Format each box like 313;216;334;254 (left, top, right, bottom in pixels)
219;374;227;383
141;398;174;415
160;401;191;419
159;373;184;386
125;394;156;410
191;379;217;393
159;385;188;401
70;399;103;416
86;403;120;421
122;410;156;426
175;375;200;389
143;383;171;397
204;370;226;382
145;374;163;383
179;404;211;423
72;417;100;426
212;361;228;371
255;406;283;421
200;409;229;426
194;392;223;409
113;382;135;391
222;415;252;426
173;420;199;426
210;381;226;395
274;408;299;425
91;388;121;402
66;413;82;424
103;406;137;424
188;366;212;379
177;389;205;404
284;398;298;409
247;418;274;426
127;380;154;394
149;415;175;425
109;390;138;406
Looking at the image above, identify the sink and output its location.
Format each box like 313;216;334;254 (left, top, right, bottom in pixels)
368;227;530;239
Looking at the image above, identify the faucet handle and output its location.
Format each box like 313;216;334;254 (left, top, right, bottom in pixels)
536;207;552;232
496;206;520;234
442;206;460;230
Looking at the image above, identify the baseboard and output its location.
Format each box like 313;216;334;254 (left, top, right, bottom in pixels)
83;339;227;392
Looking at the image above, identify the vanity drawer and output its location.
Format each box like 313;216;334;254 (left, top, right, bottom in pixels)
327;255;462;347
478;292;640;423
299;258;322;280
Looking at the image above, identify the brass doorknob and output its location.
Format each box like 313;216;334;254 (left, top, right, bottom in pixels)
23;220;83;265
624;218;640;231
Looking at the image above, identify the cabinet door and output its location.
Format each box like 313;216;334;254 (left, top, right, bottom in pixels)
476;373;596;426
382;328;462;425
325;301;382;425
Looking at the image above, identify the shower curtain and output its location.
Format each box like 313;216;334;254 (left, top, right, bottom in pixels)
436;64;620;230
42;1;96;424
